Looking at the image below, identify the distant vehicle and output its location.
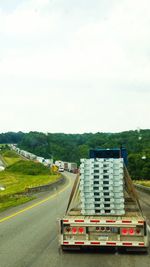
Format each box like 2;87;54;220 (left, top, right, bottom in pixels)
59;167;64;172
64;162;68;171
68;162;77;173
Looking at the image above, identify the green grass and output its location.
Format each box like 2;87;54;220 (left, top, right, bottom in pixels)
0;171;61;212
7;160;50;175
0;171;60;196
1;150;22;166
134;180;150;187
0;150;61;212
0;195;35;212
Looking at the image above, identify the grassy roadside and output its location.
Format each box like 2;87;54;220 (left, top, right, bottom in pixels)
0;150;61;212
133;180;150;187
1;150;22;166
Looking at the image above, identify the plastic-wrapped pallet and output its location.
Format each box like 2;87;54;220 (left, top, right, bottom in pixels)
79;158;125;215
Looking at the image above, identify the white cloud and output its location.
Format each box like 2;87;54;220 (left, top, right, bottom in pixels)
0;0;150;133
0;5;58;35
1;0;150;83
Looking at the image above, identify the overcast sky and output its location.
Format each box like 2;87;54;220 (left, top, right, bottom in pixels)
0;0;150;133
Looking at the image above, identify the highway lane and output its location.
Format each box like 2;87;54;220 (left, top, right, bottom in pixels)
136;189;150;224
0;172;74;267
0;173;150;267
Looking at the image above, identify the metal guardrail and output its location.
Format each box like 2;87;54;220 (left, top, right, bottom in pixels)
134;184;150;194
26;175;65;194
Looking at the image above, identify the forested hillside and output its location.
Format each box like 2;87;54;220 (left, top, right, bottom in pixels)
0;132;25;144
0;130;150;179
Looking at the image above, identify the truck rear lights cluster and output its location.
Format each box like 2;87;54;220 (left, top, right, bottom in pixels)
65;227;85;234
121;228;135;235
72;227;85;234
96;226;110;232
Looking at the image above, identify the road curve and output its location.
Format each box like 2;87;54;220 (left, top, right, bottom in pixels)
0;172;149;267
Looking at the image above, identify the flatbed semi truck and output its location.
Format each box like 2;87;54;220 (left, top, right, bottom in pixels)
58;148;149;252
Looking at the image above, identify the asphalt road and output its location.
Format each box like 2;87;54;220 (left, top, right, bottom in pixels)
0;172;149;267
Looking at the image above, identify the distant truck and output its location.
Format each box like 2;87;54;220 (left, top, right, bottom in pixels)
68;162;77;173
62;162;78;173
55;160;63;167
55;161;64;172
64;162;69;171
58;167;64;172
58;148;149;252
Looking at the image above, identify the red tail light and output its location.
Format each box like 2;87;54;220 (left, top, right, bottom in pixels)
72;227;77;234
101;227;105;232
121;228;135;235
129;228;134;235
78;227;84;234
121;228;128;235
